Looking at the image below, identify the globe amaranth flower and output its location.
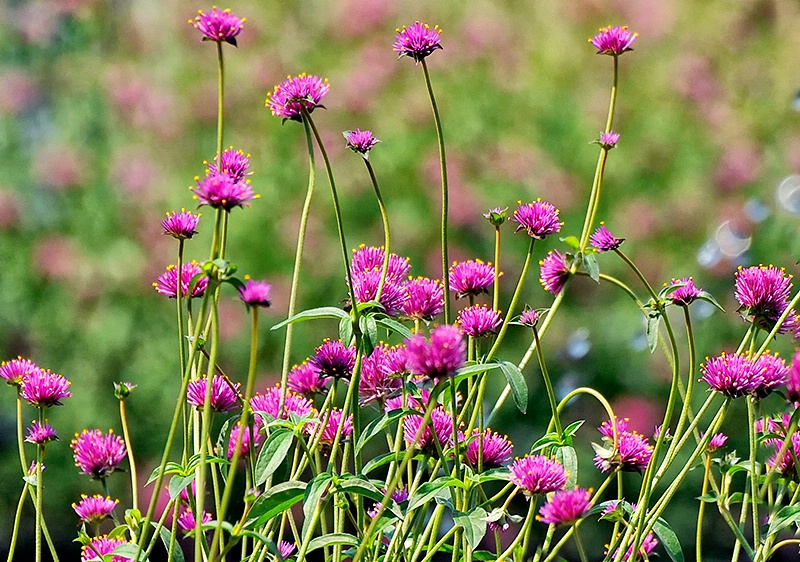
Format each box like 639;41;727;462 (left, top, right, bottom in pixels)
484;207;507;227
668;277;703;307
177;508;213;535
518;308;540;328
700;351;787;399
510;200;562;240
20;369;71;407
449;260;495;299
351;268;408;316
0;356;39;386
71;429;127;479
788;349;800;403
351;245;411;280
734;265;792;330
238;277;272;308
192;171;256;211
539;250;571;295
277;541;297;560
162;210;200;240
597;131;620;150
267;73;330;122
308;408;353;453
250;385;314;422
227;421;264;460
465;428;513;469
402;277;445;321
81;536;134;562
287;361;328;397
594;430;653;474
310;339;357;380
538;487;592;526
706;432;728;452
367;488;409;519
613;533;659;562
343;129;380;157
404;324;466;380
154;261;208;299
765;431;800;476
457;305;502;338
393;22;443;63
590;25;638;56
206;147;252;183
403;406;455;452
26;420;58;444
359;344;403;406
186;375;241;413
589;223;624;253
73;494;118;525
190;7;244;45
508;455;568;495
752;352;789;399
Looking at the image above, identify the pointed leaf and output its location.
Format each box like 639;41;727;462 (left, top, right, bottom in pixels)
157;524;185;562
454;507;488;549
583;254;600;283
646;312;661;353
767;505;800;537
339;316;353;345
555;445;578;488
563;420;585;439
499;361;527;414
407;477;464;512
652;517;684;562
697;290;725;313
356;409;408;455
168;475;195;500
334;475;402;518
255;429;294;486
363;452;400;474
375;316;414;339
359;314;377;355
560;236;581;250
306;533;357;552
271;307;350;331
303;472;333;538
244;481;306;529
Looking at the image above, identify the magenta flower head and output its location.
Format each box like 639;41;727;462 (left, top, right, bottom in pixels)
190;7;244;46
597;131;620;150
668;277;703;307
343;129;380;158
404;324;466;380
81;536;133;562
590;25;638;56
589;223;624;253
359;344;403;406
701;352;760;399
735;265;793;330
614;533;659;562
788;349;800;403
351;269;408;317
403;406;455;452
538;487;592;526
250;385;314;422
162;210;200;240
707;432;728;452
594;430;653;473
227;421;264;459
508;455;568;495
177;508;213;535
71;429;127;480
510;200;562;240
393;22;443;63
206;147;252;183
267;73;330;122
466;429;513;470
26;420;58;444
449;260;495;299
238;277;272;308
539;250;571;295
310;339;357;380
402;277;445;321
186;375;241;413
752;352;789;399
309;408;353;453
0;357;39;386
518;308;541;328
287;361;328;397
154;261;208;299
192;171;256;211
457;305;502;338
73;494;118;525
20;369;71;407
351;245;411;279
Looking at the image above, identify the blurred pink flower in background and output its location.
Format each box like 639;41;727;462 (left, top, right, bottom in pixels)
0;70;40;115
33;145;85;191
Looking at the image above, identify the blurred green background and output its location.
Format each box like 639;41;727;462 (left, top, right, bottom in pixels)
2;0;800;559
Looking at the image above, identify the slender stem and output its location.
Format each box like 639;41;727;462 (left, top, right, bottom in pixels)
746;397;760;547
278;116;316;413
493;226;501;312
6;484;28;562
573;528;590;562
364;158;392;304
497;499;537;562
421;59;451;324
215;40;224;169
533;326;562;435
35;409;44;562
696;454;712;562
119;399;138;511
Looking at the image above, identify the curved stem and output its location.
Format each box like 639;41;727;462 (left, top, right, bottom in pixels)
7;484;28;562
421;59;451;324
364;158;392;304
119;399;138;511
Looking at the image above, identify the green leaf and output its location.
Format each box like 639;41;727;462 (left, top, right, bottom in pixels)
562;420;585;439
767;505;800;537
306;533;358;552
112;543;148;561
334;475;402;518
356;409;408;455
339;316;353;345
407;477;463;512
455;362;502;378
255;429;294;486
560;236;580;250
583;253;600;283
454;507;488;549
359;314;377;355
363;452;399;474
168;475;195;500
303;472;333;538
499;361;527;413
271;307;350;331
146;462;185;484
375;316;414;339
244;481;306;529
696;491;720;503
555;445;578;488
530;433;561;453
157;524;185;562
646;311;661;353
697;290;725;313
652;517;684;562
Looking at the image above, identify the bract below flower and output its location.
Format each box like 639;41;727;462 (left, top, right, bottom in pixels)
393;22;443;63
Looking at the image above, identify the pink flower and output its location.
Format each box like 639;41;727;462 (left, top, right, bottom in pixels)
20;369;71;407
71;429;127;479
539;250;571;295
73;495;118;525
190;7;244;46
267;74;330;122
538;488;592;525
186;375;241;413
393;22;443;63
508;455;568;495
590;26;638;56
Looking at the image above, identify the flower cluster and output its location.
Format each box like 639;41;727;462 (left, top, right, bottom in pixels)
734;265;795;332
349;245;412;316
593;418;653;473
701;351;788;399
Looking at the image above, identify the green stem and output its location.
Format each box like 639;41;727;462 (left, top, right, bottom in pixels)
746;397;760;547
7;484;28;562
119;399;138;512
421;58;451;324
364;158;392;304
533;325;562;436
215;40;224;170
573;527;590;562
493;226;501;312
497;499;537;562
696;454;712;562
